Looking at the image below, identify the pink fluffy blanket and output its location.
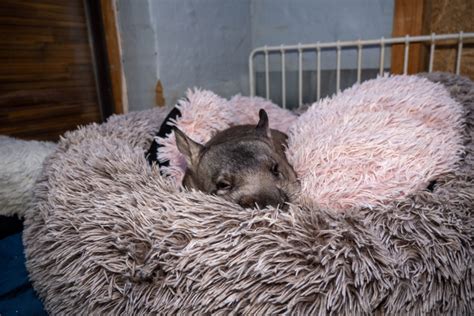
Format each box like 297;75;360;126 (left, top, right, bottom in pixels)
157;75;464;211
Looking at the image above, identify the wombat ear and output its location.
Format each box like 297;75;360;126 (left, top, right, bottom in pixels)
256;109;271;138
174;128;203;168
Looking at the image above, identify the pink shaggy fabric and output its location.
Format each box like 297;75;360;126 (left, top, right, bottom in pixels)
287;75;464;211
157;75;464;211
156;90;297;182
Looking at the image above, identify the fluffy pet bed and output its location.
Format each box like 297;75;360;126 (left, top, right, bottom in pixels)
157;76;464;211
0;136;56;217
23;73;473;314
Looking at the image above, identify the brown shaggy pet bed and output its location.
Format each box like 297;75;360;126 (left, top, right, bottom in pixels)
23;73;473;315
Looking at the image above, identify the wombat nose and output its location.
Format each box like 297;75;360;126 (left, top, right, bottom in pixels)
238;196;258;209
238;190;289;210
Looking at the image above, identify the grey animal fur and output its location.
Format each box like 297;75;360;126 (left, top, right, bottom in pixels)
23;73;472;315
175;109;299;209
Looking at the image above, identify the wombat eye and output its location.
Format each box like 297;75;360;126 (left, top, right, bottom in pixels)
216;181;232;192
271;163;280;177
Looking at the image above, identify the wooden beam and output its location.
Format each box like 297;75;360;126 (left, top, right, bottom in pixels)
391;0;431;74
100;0;127;114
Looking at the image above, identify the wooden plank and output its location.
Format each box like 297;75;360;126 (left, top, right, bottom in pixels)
0;48;91;64
3;103;99;122
0;104;100;126
0;78;96;92
0;26;92;45
0;42;89;52
0;0;102;141
1;0;84;14
0;112;100;141
0;63;70;75
391;0;431;74
100;0;126;114
51;27;90;44
0;76;96;91
4;104;83;122
0;72;70;83
0;17;86;28
0;64;96;83
0;2;86;23
0;28;55;44
0;88;98;109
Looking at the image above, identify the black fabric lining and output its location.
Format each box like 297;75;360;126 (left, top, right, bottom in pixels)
146;107;182;170
0;216;23;239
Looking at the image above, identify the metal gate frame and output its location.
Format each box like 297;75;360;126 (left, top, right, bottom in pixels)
249;32;474;107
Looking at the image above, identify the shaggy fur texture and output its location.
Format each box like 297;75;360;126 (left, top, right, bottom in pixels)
23;73;472;315
0;136;56;217
158;76;464;212
288;75;464;211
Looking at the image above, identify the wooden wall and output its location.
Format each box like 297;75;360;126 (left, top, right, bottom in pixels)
0;0;102;141
430;0;474;79
392;0;474;79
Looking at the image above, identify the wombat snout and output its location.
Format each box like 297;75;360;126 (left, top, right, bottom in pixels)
238;188;289;210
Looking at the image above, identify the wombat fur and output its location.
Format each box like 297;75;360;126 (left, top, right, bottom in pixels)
175;109;299;209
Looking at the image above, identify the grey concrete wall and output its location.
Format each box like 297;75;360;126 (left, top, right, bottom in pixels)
117;0;251;111
149;0;251;109
250;0;394;70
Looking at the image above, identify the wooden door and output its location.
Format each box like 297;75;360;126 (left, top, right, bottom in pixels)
0;0;110;141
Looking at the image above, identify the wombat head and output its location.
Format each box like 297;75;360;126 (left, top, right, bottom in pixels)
175;109;299;209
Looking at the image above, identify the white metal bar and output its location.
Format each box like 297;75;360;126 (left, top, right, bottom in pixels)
250;32;474;54
336;41;341;92
429;32;435;72
264;46;270;99
357;40;362;84
316;45;321;100
456;31;463;75
298;44;303;106
281;46;286;108
249;52;255;96
403;35;409;75
379;37;385;76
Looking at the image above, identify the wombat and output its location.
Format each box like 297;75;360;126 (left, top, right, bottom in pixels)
174;109;299;209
